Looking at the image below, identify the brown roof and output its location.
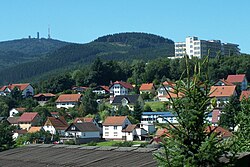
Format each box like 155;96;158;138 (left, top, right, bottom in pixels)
18;112;39;123
122;124;137;132
240;90;250;101
209;85;236;97
7;117;20;124
28;127;42;133
56;94;81;103
206;126;232;138
103;116;128;126
139;83;154;91
163;81;175;87
73;117;94;123
33;93;56;98
66;122;100;132
110;81;134;89
226;74;246;83
6;83;30;91
14;129;27;134
46;116;68;130
14;108;26;112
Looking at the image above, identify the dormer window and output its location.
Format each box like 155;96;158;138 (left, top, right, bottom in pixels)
71;126;75;130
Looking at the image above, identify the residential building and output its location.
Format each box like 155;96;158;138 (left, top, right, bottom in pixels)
102;116;131;140
56;94;82;109
43;116;68;136
214;79;234;86
13;129;27;139
111;94;144;111
121;124;148;141
109;81;133;102
175;36;240;58
0;83;34;98
9;108;26;117
226;74;248;91
33;93;56;106
65;122;100;144
157;81;182;102
73;117;99;128
139;83;155;94
72;86;88;93
18;112;40;130
7;116;20;126
209;85;237;107
92;86;110;95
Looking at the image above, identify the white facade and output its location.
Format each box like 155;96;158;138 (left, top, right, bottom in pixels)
110;84;130;97
43;125;57;135
9;108;20;117
22;85;34;97
66;131;100;139
56;102;78;109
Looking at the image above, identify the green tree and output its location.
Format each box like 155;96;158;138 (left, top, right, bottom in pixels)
0;123;15;151
81;89;98;116
154;57;234;166
219;96;241;131
132;102;143;122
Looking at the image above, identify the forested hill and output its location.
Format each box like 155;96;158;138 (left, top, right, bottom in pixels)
0;32;175;84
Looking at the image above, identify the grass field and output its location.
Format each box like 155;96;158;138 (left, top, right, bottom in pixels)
145;101;165;111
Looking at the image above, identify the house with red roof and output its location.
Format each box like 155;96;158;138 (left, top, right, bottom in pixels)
214;79;234;86
56;94;82;109
240;90;250;101
43;116;68;136
9;107;26;117
92;85;110;95
33;93;56;106
209;85;237;107
226;74;248;91
18;112;41;130
139;83;155;94
0;83;34;98
102;116;131;140
157;81;177;101
109;81;134;102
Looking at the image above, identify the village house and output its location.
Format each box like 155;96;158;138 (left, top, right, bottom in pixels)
13;129;27;139
226;74;248;91
111;94;144;111
56;94;82;109
0;83;34;98
109;81;134;102
139;83;155;94
9;107;26;117
18;112;41;130
7;116;20;126
33;93;56;106
72;86;88;93
157;81;179;101
43;116;68;136
102;116;131;140
65;122;100;144
214;79;234;86
209;85;237;107
121;124;148;141
92;85;110;95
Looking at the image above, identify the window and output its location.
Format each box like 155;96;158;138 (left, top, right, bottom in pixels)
190;45;193;48
105;127;109;130
128;132;131;135
71;126;75;130
114;132;118;136
105;132;109;136
114;126;117;130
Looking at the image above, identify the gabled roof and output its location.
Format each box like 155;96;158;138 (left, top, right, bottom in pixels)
56;94;81;103
33;93;56;98
18;112;39;123
214;79;234;86
206;126;232;138
209;85;236;97
139;83;154;91
12;108;26;112
100;86;110;92
103;116;128;126
28;127;43;133
226;74;246;83
45;116;68;130
66;122;100;132
112;95;140;105
110;81;134;89
7;116;20;124
73;117;94;123
122;124;138;132
72;86;89;91
4;83;31;91
162;81;175;87
240;90;250;101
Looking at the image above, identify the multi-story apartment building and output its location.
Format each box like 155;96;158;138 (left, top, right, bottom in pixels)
175;36;240;58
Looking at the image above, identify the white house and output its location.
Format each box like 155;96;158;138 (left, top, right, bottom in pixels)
0;83;34;98
109;81;133;103
122;124;148;141
43;116;68;136
92;86;110;95
102;116;131;140
9;108;26;117
157;81;179;102
56;94;82;109
65;122;100;144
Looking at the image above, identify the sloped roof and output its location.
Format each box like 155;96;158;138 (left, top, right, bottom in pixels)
46;116;68;130
33;93;56;98
18;112;39;123
73;117;94;123
13;108;26;112
110;81;134;89
103;116;128;126
56;94;81;103
240;90;250;101
209;85;236;97
7;117;20;124
112;94;140;105
6;83;31;91
100;86;110;92
66;122;99;132
122;124;138;132
206;126;232;138
215;79;234;86
14;129;27;135
28;127;42;133
163;81;175;87
226;74;246;83
139;83;154;91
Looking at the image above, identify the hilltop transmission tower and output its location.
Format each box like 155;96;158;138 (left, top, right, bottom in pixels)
48;25;51;39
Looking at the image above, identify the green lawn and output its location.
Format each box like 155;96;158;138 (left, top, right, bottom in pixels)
145;101;165;111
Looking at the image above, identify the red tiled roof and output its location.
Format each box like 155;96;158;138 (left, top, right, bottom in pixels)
240;90;250;101
34;93;56;98
100;86;110;92
18;112;39;123
28;127;42;133
103;116;128;126
139;83;154;91
56;94;81;103
226;74;246;83
209;85;236;97
215;79;234;86
0;86;7;91
7;83;30;91
122;124;137;132
163;81;175;87
46;116;68;130
206;126;232;138
73;117;94;123
110;81;134;89
212;109;221;123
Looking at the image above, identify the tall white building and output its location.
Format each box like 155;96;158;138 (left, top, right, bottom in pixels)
175;36;240;58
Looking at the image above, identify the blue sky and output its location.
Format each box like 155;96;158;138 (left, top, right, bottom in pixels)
0;0;249;53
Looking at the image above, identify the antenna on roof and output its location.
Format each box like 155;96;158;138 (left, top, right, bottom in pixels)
48;25;51;39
